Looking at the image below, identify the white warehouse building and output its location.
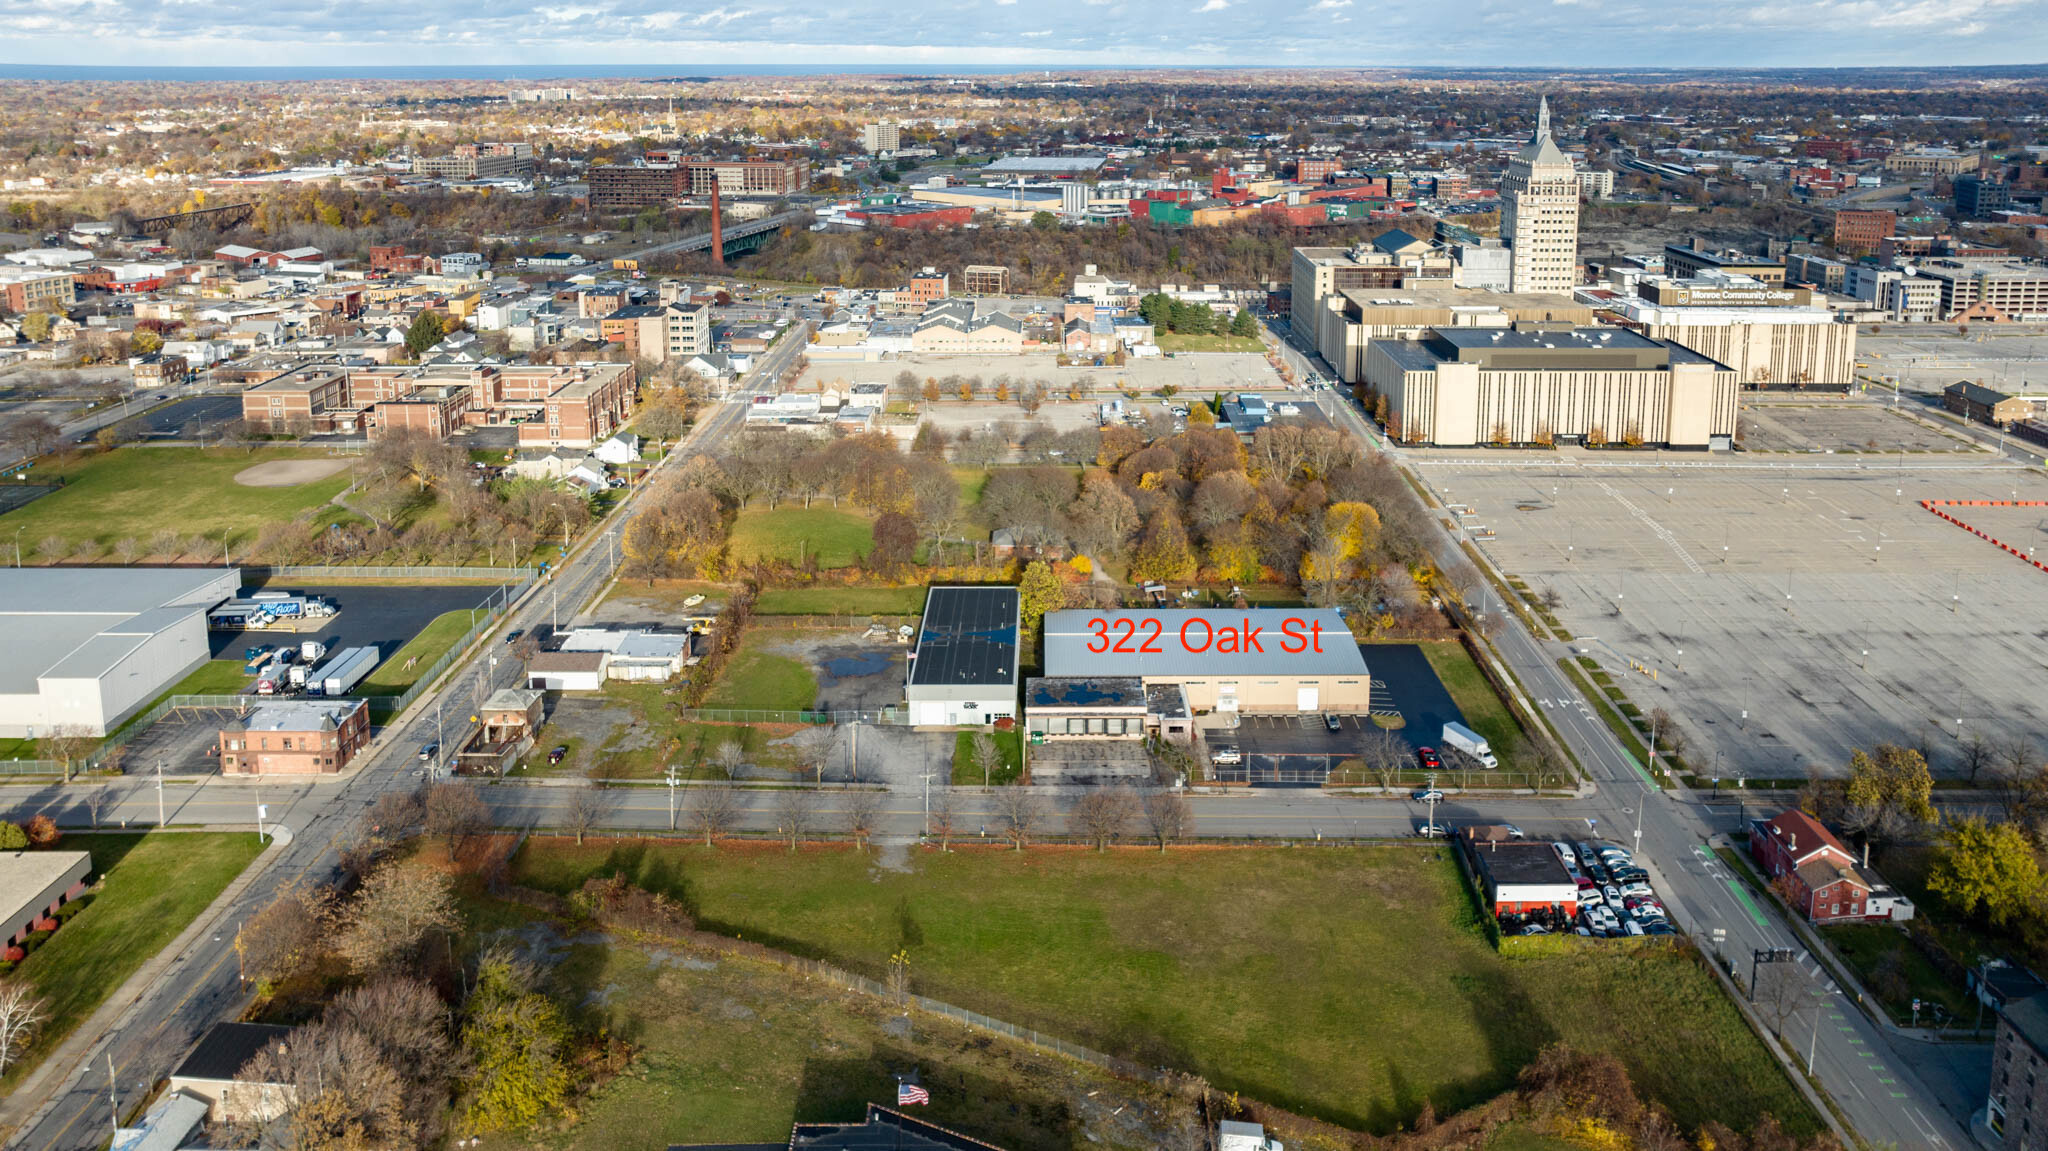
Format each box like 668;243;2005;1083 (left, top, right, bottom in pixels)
904;586;1020;727
0;568;238;738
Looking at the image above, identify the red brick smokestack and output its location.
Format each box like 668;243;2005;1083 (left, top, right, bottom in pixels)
710;179;724;268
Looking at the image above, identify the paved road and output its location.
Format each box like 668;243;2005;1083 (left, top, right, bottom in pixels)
1288;319;1971;1151
0;396;748;1151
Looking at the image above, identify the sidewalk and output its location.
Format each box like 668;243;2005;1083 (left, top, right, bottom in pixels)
0;825;289;1144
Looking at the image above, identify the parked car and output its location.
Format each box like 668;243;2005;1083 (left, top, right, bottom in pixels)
1620;881;1653;900
1553;842;1578;867
1211;745;1242;766
1417;747;1442;770
1416;824;1449;838
1323;712;1343;732
1613;866;1650;883
1642;922;1677;936
1520;924;1551;936
1573;876;1596;891
1413;788;1446;803
1499;824;1526;839
1603;885;1622;905
548;744;568;765
1623;920;1645;937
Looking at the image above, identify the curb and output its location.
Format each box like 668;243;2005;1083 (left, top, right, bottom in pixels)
0;830;284;1145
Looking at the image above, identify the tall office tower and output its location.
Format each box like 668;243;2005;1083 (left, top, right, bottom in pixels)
1499;97;1581;294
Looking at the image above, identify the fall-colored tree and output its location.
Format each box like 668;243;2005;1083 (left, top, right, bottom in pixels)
1928;816;2043;929
462;951;574;1133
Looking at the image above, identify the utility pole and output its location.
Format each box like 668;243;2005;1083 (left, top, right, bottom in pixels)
155;758;165;827
665;764;681;831
920;771;937;835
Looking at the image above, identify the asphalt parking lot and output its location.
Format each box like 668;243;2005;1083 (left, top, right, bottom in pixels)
1366;643;1468;752
206;583;509;661
1220;643;1472;785
118;705;241;775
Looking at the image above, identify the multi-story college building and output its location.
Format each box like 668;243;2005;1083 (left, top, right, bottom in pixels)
241;360;636;448
1499;98;1581;294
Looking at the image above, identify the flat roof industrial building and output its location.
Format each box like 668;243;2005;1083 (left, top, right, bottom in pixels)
0;568;238;738
1040;608;1368;713
905;587;1020;726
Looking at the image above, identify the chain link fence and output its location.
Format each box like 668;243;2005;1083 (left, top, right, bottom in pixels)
672;707;911;726
246;564;537;582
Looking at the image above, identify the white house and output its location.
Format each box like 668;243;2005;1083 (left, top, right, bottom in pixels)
592;434;641;465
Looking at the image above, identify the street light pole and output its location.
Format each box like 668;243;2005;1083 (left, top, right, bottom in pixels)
155;757;165;826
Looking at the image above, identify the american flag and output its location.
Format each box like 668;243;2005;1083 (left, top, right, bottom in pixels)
897;1082;930;1106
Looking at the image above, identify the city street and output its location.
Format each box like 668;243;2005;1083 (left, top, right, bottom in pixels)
0;394;746;1151
0;335;1982;1150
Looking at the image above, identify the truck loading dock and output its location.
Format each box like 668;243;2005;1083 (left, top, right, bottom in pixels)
1039;608;1369;713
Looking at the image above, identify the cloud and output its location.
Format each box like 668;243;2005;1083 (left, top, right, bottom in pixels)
1194;0;1227;11
1311;0;1350;8
689;6;751;24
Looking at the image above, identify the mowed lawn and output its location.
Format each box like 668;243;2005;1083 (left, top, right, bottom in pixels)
359;611;472;695
728;506;874;569
1419;639;1525;765
755;586;925;616
701;634;818;711
512;844;1815;1138
1154;332;1263;354
0;446;351;549
3;832;265;1089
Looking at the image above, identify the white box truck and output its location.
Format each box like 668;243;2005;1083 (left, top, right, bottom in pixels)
1441;721;1497;768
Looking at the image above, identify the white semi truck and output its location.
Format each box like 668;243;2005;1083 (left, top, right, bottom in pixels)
1440;721;1497;769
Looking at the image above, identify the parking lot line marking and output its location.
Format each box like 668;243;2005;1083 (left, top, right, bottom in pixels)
1724;879;1769;927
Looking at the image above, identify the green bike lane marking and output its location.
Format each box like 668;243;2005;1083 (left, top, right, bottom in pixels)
1725;878;1769;927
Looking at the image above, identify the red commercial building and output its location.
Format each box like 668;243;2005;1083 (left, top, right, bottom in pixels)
848;204;973;231
1749;809;1913;923
1296;157;1342;183
1835;209;1897;253
1803;138;1861;163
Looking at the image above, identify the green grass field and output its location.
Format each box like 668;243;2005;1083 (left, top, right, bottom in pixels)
1419;639;1525;765
729;506;874;569
359;611;472;695
702;635;818;711
0;446;352;550
1155;332;1264;354
3;832;265;1090
754;587;926;615
1822;922;1975;1025
510;844;1816;1139
952;728;1023;785
168;660;253;695
471;924;1190;1151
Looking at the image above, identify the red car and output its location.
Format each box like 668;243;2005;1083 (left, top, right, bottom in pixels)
1417;746;1442;770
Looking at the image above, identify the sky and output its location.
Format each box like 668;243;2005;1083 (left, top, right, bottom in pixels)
4;0;2048;68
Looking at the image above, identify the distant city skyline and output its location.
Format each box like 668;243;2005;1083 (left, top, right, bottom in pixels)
4;0;2048;71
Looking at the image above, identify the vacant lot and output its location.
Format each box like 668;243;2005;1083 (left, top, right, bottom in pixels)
702;633;819;711
512;843;1815;1139
729;506;874;569
0;446;352;552
755;586;925;616
359;610;471;695
465;920;1199;1151
1154;332;1263;354
3;832;264;1090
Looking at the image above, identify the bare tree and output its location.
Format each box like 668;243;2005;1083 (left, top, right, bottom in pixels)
992;788;1046;851
1752;958;1812;1042
1361;727;1411;790
423;783;489;861
1143;790;1194;851
971;732;1004;787
333;861;461;975
82;784;111;829
929;789;960;851
712;740;747;780
1959;733;1994;785
42;724;95;783
1072;787;1138;850
687;782;743;847
562;786;616;846
774;788;818;851
236;879;336;988
0;984;45;1075
844;788;886;852
369;788;427;842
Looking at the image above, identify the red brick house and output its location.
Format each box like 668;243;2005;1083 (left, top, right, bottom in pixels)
1750;809;1914;923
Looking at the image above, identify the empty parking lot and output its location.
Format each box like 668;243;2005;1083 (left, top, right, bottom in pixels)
1421;452;2048;780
